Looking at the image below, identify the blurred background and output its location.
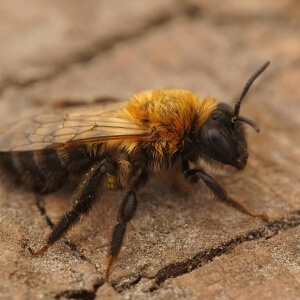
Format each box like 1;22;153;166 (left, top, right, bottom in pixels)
0;1;299;110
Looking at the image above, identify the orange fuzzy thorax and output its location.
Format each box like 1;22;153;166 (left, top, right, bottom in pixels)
121;89;217;151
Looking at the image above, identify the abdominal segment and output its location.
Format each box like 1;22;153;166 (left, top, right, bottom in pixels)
0;146;95;194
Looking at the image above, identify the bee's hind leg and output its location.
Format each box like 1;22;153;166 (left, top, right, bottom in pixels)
28;159;117;256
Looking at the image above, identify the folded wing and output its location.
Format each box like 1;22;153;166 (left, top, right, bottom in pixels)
0;105;154;151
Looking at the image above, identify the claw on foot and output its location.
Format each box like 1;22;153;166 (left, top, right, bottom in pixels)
249;213;269;222
28;244;51;256
105;255;116;282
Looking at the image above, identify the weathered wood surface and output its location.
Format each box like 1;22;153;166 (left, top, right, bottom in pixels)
0;1;299;299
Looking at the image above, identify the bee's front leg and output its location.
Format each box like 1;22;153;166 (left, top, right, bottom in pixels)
183;164;268;222
28;159;116;256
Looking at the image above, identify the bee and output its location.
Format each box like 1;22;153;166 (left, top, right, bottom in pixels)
0;61;270;280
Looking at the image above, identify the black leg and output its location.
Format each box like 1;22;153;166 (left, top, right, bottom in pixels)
29;160;116;256
105;165;148;281
184;167;268;221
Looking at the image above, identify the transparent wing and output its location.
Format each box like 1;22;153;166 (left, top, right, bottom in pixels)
0;103;154;151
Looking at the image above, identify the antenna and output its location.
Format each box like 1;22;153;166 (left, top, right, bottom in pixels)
233;61;270;121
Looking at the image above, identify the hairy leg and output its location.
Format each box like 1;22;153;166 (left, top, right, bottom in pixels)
106;161;149;280
29;159;116;256
183;166;268;221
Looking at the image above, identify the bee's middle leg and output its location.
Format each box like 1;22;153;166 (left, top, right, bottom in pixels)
106;162;148;281
28;159;116;256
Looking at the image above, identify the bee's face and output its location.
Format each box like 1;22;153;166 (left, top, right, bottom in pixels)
199;103;249;170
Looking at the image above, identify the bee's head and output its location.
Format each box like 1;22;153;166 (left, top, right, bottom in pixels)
198;61;270;170
200;102;253;169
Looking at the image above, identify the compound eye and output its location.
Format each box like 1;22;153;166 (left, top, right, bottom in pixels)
208;129;233;163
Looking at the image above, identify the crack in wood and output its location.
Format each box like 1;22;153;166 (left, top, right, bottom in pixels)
34;195;54;228
146;210;300;292
54;281;104;300
109;210;300;293
55;289;96;300
33;195;95;266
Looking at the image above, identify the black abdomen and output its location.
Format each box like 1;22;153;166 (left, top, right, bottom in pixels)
0;146;95;194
